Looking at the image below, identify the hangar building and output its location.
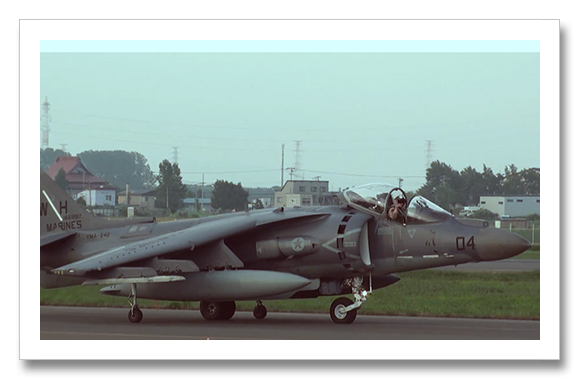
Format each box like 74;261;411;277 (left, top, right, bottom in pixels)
479;195;540;217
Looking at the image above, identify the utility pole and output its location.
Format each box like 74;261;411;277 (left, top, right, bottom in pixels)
281;144;285;187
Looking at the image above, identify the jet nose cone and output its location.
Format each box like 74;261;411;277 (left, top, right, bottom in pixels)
477;228;531;261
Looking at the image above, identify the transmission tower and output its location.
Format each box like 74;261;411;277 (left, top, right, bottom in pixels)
40;96;51;149
172;147;179;164
294;140;303;179
425;140;434;169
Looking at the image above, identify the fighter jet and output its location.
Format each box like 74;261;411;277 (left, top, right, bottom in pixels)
40;172;531;324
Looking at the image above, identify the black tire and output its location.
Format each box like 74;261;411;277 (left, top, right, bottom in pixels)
219;301;236;320
128;306;143;323
253;304;267;320
330;297;357;324
200;301;236;321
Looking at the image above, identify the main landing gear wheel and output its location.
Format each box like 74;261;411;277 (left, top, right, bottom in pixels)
253;302;267;320
127;283;143;323
128;306;143;323
330;297;357;324
200;301;236;321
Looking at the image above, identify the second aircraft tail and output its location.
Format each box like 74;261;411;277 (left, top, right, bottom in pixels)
40;170;108;239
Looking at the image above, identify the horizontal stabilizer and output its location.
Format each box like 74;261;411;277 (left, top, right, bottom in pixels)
82;275;186;286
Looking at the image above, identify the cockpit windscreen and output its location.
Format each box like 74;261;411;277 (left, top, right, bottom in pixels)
343;184;452;224
406;196;453;224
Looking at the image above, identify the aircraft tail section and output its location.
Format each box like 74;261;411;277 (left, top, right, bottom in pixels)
40;170;108;238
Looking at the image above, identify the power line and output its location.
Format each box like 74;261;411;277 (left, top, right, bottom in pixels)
179;169;281;175
302;169;424;179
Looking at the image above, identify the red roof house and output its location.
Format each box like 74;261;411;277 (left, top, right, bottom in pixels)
45;156;112;192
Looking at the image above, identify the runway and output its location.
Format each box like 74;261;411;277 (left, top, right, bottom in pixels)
40;306;539;340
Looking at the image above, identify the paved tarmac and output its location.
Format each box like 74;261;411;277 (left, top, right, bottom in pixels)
40;306;539;340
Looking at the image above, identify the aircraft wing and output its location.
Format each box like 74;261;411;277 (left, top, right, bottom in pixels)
51;216;257;276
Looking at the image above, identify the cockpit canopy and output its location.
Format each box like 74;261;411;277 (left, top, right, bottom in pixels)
343;183;397;217
342;184;453;224
406;195;453;224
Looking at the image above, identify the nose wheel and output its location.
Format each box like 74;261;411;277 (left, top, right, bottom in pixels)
330;297;357;324
330;277;368;324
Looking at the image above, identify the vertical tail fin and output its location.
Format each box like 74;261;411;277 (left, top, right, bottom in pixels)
40;171;107;237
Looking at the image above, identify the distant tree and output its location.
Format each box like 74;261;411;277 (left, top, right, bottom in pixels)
498;165;541;195
416;161;462;209
520;168;540;195
459;166;485;205
211;180;249;211
417;162;538;208
40;148;70;170
54;168;69;190
254;199;265;210
155;160;188;213
78;150;156;189
501;164;524;194
481;164;503;196
470;209;498;221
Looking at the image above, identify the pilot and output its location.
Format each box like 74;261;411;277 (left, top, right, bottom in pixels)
387;196;406;222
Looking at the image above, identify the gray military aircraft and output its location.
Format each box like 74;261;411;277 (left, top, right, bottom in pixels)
40;172;531;324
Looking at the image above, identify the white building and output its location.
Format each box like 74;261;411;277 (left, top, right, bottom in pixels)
479;195;540;217
183;198;214;212
73;187;117;207
274;180;339;208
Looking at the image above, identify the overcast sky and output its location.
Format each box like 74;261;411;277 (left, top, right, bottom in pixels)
40;43;539;191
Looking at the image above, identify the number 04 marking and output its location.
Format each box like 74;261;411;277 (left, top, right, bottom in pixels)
456;236;475;250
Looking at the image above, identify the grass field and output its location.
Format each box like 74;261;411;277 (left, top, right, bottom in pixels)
40;270;540;320
512;244;540;260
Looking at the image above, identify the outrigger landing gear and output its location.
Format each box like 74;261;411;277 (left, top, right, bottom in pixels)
127;283;143;323
253;301;267;320
330;277;368;324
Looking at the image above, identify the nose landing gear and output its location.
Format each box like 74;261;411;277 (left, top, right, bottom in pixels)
330;297;357;324
330;277;368;324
